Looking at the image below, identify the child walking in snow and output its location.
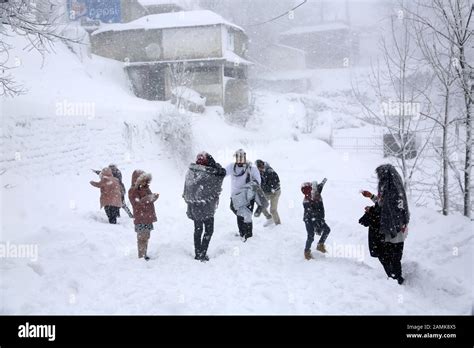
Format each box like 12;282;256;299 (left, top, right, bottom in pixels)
301;179;331;260
128;170;159;260
90;167;123;224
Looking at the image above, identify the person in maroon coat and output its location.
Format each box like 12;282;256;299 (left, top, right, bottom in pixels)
128;170;159;260
90;167;122;224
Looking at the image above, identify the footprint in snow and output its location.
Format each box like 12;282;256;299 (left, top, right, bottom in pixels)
27;262;45;276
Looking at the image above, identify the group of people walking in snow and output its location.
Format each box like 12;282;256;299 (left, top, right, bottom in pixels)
90;151;410;285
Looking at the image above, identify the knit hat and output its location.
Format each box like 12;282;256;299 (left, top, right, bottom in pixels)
234;149;246;164
196;152;209;166
301;182;312;198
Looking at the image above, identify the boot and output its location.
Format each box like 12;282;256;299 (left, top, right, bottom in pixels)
304;250;313;260
397;276;405;285
263;218;274;227
316;243;327;253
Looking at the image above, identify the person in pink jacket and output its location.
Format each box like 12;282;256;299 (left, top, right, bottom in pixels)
90;167;123;224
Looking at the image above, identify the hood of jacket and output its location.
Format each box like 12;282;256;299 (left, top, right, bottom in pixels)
100;167;113;178
131;170;145;188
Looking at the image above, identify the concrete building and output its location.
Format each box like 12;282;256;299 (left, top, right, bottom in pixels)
90;10;251;112
249;43;311;94
279;22;359;69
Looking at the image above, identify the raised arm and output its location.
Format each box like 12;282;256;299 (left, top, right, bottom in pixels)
90;179;103;188
317;178;327;193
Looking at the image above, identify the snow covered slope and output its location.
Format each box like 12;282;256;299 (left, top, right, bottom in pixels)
0;31;472;314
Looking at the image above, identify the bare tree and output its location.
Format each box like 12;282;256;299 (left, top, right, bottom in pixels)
167;62;195;111
412;19;461;215
403;0;472;217
0;0;82;97
352;11;435;193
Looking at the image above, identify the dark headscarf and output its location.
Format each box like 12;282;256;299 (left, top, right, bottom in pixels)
376;164;410;239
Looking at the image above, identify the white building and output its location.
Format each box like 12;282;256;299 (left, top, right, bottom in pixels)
91;10;251;112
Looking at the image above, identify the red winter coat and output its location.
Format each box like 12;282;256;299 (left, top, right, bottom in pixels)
90;167;123;208
128;170;158;225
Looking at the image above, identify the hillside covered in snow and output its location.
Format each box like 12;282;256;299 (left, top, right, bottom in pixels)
1;25;472;315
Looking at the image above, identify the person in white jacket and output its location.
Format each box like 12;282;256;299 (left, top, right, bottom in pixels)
226;149;261;241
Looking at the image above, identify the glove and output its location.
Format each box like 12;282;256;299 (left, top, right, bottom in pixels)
401;225;408;233
361;190;373;198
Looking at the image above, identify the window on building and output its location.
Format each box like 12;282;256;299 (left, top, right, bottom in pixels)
228;32;235;51
224;67;246;79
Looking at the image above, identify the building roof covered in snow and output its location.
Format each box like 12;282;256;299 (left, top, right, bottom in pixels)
124;50;253;66
92;10;244;36
269;43;306;55
280;22;350;36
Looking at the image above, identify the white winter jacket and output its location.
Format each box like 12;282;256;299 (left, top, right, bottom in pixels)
225;162;261;195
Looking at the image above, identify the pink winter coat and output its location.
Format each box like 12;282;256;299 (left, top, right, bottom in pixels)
128;170;158;225
90;167;123;208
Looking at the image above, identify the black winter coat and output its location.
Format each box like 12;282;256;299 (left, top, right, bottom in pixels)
376;164;410;240
303;181;326;223
358;205;384;258
183;162;226;221
260;164;281;194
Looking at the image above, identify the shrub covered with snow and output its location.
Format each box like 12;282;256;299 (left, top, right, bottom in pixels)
156;108;194;166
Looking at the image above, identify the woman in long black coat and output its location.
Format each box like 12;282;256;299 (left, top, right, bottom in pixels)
361;164;410;284
183;152;226;261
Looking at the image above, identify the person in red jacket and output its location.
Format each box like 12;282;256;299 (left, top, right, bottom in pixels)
90;167;123;224
128;170;159;260
301;179;330;260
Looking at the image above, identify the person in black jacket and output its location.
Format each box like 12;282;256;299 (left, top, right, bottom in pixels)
361;164;410;285
255;160;282;226
301;179;330;260
358;205;384;259
183;152;226;262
